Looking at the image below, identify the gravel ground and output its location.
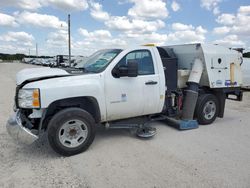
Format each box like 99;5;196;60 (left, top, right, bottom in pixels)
0;62;250;188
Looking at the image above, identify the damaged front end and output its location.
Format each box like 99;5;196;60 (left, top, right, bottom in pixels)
7;76;48;145
6;110;40;145
7;85;46;145
6;67;77;145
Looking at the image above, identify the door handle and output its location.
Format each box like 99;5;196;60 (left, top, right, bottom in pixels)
145;81;158;85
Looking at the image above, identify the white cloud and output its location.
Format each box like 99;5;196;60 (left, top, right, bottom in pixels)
128;0;168;19
105;16;131;30
87;0;168;47
122;32;168;45
89;1;110;21
0;0;88;11
0;0;42;10
214;6;250;37
212;6;250;49
196;26;207;34
78;28;112;41
17;11;67;29
88;1;166;34
216;13;236;25
172;23;194;31
121;22;207;46
171;1;180;12
75;28;127;55
169;23;207;43
19;0;42;10
46;30;68;46
213;26;230;35
0;13;18;27
213;7;220;15
168;30;206;43
201;0;221;10
105;16;165;33
0;44;29;54
233;6;250;36
0;31;34;46
213;35;245;47
45;0;88;12
238;5;250;14
44;30;70;55
200;0;221;15
78;28;127;47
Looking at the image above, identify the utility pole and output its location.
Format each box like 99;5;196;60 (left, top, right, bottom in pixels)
68;14;71;67
36;43;38;57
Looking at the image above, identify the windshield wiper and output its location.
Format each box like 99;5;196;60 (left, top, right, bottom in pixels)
72;66;87;71
74;67;98;73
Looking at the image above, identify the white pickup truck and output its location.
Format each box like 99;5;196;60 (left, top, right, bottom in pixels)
7;43;243;156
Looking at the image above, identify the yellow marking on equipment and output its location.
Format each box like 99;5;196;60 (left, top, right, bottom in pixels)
230;62;235;86
160;95;164;99
143;44;156;46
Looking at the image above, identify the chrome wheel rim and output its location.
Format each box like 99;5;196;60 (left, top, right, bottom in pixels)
203;100;216;120
58;119;88;148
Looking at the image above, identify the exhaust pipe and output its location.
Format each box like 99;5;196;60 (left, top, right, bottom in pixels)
182;58;203;120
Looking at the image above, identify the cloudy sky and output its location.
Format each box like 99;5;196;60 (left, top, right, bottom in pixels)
0;0;249;56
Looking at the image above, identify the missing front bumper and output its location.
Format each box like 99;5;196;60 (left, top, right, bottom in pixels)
6;110;38;145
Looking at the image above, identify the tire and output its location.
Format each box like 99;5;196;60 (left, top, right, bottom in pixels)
47;107;96;156
195;94;219;125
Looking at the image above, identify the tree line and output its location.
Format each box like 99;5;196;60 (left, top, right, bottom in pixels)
0;53;52;61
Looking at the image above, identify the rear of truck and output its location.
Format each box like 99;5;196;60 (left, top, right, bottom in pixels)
158;43;243;126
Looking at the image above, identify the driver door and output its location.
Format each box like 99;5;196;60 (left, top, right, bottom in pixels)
104;49;159;121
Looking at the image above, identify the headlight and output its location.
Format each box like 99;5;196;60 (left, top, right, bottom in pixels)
18;88;40;108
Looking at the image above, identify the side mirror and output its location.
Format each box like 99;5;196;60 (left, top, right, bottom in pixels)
112;60;138;78
117;65;128;77
127;60;138;77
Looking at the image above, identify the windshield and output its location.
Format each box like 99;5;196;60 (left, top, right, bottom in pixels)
75;49;122;73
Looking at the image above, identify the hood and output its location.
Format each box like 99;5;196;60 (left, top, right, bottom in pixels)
16;67;70;85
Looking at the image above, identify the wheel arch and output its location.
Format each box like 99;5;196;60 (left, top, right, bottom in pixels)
42;96;101;130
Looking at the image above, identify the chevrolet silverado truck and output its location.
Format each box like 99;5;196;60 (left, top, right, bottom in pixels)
7;44;243;156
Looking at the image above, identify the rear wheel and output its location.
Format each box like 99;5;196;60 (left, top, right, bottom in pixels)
47;107;96;156
195;94;219;125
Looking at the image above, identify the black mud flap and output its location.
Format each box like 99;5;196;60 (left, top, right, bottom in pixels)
226;89;243;101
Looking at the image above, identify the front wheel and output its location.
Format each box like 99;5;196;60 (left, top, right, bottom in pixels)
47;108;96;156
195;94;219;125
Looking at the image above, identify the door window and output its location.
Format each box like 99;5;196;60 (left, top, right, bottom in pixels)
115;50;155;75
